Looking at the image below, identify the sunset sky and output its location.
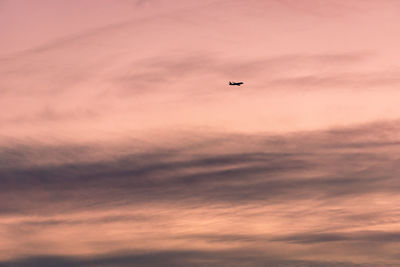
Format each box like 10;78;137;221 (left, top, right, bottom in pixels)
1;0;400;266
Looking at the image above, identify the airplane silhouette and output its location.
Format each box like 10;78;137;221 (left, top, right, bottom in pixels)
229;81;243;86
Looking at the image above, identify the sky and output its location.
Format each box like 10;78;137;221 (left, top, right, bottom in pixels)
1;0;400;266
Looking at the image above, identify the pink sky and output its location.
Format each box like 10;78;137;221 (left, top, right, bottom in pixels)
1;1;400;266
1;0;400;142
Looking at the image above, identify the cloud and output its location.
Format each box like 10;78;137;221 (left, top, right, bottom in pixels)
264;71;400;90
1;119;400;215
274;0;391;18
273;231;400;244
1;120;400;264
115;51;374;90
0;250;383;267
134;0;151;7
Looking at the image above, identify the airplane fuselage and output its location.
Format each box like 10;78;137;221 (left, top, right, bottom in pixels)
229;82;243;86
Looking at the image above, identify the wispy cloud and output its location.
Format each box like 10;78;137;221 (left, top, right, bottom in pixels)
1;120;400;264
273;231;400;244
0;250;381;267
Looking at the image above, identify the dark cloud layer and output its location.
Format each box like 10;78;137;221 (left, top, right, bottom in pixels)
273;231;400;244
0;250;387;267
1;120;400;214
1;120;400;265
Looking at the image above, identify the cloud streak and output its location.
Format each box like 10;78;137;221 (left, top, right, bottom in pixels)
0;250;382;267
1;120;400;264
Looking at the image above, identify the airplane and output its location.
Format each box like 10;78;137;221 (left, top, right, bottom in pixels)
229;81;243;86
